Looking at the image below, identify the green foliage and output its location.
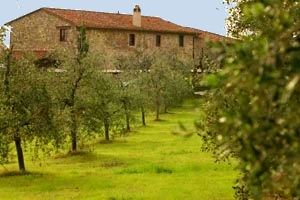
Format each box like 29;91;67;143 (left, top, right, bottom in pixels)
82;71;123;141
0;26;7;43
114;48;193;123
224;0;300;38
202;0;300;199
146;51;193;119
53;26;93;151
192;46;220;91
77;26;89;59
0;101;237;200
0;52;61;170
0;137;10;165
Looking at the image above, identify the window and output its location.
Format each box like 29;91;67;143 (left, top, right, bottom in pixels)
60;29;67;42
57;26;70;42
179;35;184;47
156;35;161;47
129;34;135;46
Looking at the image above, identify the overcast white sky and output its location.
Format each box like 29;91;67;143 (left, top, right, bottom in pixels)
2;0;229;45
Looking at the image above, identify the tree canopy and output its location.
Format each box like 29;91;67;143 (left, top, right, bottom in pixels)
200;0;300;199
0;51;61;171
0;26;7;43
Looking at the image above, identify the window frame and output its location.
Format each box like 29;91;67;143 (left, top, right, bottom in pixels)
59;28;67;42
129;33;135;46
179;35;184;47
156;35;161;47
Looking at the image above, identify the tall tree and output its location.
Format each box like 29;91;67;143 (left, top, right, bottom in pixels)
117;72;137;132
135;71;152;126
201;0;300;199
0;51;60;171
82;71;122;141
58;26;90;151
148;51;192;120
114;48;154;126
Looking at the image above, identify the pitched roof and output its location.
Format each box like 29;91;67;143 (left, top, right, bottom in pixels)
198;30;230;42
7;7;199;35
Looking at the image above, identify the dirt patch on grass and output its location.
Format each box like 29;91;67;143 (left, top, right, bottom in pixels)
54;150;98;160
101;161;125;168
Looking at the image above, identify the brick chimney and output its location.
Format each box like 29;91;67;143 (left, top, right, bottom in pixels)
133;5;141;27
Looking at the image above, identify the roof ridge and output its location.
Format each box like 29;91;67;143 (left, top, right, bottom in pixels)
40;7;199;34
6;7;220;35
42;7;159;19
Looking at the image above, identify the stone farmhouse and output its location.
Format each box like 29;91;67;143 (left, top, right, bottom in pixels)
5;5;227;61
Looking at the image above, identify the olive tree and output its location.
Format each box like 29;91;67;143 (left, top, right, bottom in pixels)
54;26;91;151
114;48;154;126
0;51;60;171
148;51;192;120
200;0;300;199
82;71;123;141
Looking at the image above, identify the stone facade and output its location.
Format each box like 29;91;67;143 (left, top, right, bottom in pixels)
87;29;196;59
6;6;227;61
8;9;77;58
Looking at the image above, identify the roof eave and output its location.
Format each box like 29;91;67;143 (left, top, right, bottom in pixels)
5;7;77;27
84;26;198;35
5;8;46;26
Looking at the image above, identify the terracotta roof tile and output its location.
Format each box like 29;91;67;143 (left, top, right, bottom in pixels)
6;7;230;41
42;7;198;34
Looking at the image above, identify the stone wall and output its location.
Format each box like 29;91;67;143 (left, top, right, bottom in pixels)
8;10;203;61
86;28;196;61
9;9;77;56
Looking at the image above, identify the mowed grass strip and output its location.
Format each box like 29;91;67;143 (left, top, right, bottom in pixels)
0;100;238;200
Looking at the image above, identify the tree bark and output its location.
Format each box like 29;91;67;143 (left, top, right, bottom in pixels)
125;112;130;132
155;95;160;121
70;108;77;151
121;99;131;132
141;106;146;126
164;104;168;114
14;133;25;171
104;117;110;141
68;69;83;152
156;107;160;121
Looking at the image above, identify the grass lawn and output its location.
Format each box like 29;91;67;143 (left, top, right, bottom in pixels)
0;99;238;200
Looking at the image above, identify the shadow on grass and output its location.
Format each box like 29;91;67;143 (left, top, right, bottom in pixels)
0;170;46;177
97;139;114;144
54;150;98;160
153;119;167;122
53;149;128;170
